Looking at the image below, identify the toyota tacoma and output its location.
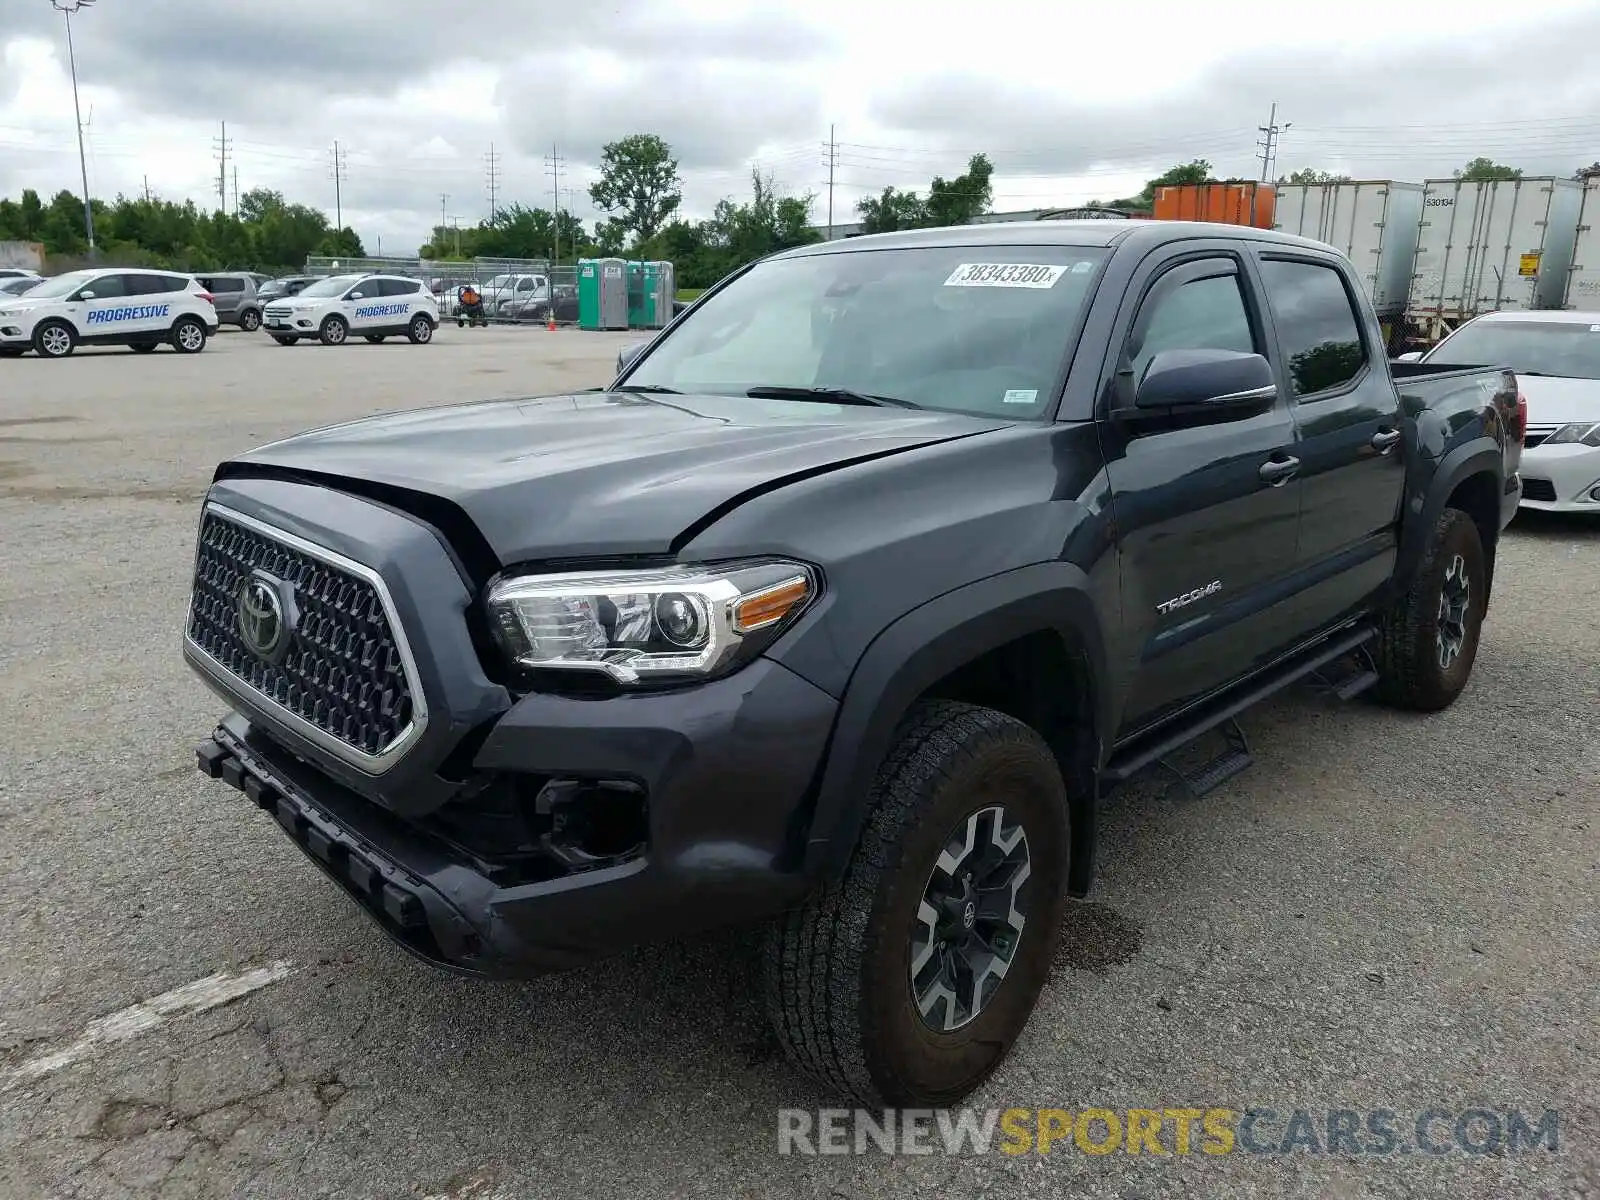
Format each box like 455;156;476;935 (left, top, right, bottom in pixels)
186;220;1524;1105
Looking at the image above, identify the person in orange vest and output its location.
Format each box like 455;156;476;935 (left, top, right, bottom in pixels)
457;283;486;327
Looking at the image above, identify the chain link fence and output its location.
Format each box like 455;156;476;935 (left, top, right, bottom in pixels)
301;256;580;325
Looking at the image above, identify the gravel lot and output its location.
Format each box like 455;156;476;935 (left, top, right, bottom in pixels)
0;328;1596;1199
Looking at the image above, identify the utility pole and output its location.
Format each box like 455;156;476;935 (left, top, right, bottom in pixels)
1256;103;1290;183
142;175;151;203
53;0;97;254
438;193;449;253
232;166;239;214
329;141;347;229
823;124;839;240
485;143;501;222
213;120;231;213
544;144;566;264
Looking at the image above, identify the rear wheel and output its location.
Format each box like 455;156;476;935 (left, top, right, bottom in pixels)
764;700;1071;1105
1375;507;1487;711
319;315;348;346
171;316;207;354
33;320;76;359
272;335;298;346
239;308;261;332
407;315;435;344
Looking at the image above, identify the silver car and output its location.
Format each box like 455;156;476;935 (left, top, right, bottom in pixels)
195;273;264;332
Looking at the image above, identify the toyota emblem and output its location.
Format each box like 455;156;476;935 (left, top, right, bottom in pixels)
238;572;287;661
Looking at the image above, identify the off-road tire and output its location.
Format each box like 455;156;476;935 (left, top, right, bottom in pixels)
764;699;1071;1106
319;315;348;346
171;316;208;354
33;319;76;359
1375;506;1486;711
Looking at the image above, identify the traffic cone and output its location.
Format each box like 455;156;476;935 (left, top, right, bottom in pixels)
546;309;557;332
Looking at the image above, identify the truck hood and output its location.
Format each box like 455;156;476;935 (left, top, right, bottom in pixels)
1519;375;1600;426
228;391;1007;562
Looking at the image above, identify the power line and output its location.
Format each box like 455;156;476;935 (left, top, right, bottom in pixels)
213;120;231;214
485;142;501;222
328;140;347;229
823;125;839;240
1257;103;1290;181
544;144;566;264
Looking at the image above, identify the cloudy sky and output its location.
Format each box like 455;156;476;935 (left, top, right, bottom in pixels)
2;0;1599;255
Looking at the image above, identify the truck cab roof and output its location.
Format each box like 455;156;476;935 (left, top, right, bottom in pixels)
778;219;1340;259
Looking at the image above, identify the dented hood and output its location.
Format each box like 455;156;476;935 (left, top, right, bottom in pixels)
227;390;1005;562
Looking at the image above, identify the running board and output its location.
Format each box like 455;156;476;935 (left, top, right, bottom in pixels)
1102;624;1379;789
1159;717;1253;799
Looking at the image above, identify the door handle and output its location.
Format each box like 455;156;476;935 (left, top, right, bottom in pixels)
1258;456;1300;486
1371;428;1402;454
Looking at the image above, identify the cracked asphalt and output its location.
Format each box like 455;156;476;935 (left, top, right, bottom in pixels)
0;328;1596;1199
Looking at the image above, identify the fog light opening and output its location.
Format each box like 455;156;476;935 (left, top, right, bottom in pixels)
534;777;648;868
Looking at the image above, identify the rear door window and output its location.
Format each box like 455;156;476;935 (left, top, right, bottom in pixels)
1257;258;1369;397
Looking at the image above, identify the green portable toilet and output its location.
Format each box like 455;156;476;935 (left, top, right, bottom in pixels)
577;260;600;330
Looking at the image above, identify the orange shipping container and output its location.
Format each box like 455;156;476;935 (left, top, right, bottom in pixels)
1153;182;1277;229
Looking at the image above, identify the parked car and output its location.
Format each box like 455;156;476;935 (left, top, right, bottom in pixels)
195;273;265;332
0;267;41;281
480;272;549;316
256;276;318;307
0;267;217;358
1401;309;1599;513
0;276;42;297
501;283;577;323
186;220;1521;1106
260;273;439;346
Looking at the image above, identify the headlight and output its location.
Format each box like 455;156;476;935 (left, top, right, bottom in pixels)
486;559;819;684
1546;422;1600;447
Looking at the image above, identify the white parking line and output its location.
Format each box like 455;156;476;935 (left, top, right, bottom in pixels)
7;961;294;1085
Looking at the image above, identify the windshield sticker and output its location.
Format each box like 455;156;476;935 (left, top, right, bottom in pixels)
944;263;1067;289
1590;324;1600;332
1002;389;1039;405
1071;261;1095;274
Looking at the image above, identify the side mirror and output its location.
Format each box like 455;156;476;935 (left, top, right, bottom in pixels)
1127;349;1277;416
348;291;365;300
616;341;648;375
77;289;96;301
1393;351;1423;363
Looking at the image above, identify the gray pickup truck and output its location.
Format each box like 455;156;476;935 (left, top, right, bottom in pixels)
187;219;1523;1105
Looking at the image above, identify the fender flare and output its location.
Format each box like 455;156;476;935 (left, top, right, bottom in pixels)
801;561;1112;892
1397;437;1504;589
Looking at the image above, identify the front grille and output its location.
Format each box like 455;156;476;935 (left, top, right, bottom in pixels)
264;306;293;319
1522;478;1558;503
186;512;415;758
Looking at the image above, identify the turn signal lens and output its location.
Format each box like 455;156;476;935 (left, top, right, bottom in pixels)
732;576;813;633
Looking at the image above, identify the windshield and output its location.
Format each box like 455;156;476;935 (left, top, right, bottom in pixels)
0;278;40;295
620;245;1109;417
18;270;96;301
296;275;364;299
1428;321;1600;381
484;274;512;289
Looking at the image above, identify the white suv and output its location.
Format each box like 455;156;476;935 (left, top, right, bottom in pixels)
261;273;439;346
0;268;218;359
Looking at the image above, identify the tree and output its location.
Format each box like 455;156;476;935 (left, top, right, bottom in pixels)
589;133;683;243
1455;157;1522;182
634;170;822;289
857;186;928;234
925;154;994;227
1281;168;1353;185
1574;161;1600;180
1111;159;1217;210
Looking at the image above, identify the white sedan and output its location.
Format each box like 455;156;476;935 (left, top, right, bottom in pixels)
1412;310;1600;514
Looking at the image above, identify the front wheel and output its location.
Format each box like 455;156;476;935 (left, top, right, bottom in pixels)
33;319;76;359
1375;507;1487;711
319;315;348;346
764;700;1071;1106
238;308;261;332
407;315;434;344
